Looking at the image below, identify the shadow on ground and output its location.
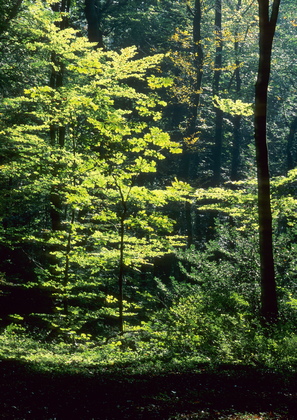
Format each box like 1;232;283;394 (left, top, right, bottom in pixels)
0;359;296;419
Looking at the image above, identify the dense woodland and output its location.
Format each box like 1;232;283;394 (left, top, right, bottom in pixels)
1;0;297;380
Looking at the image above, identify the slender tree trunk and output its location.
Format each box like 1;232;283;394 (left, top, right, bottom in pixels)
231;115;241;181
180;0;204;244
230;0;242;181
286;116;297;172
116;181;130;334
187;0;204;136
212;0;223;186
254;0;280;324
49;1;69;147
48;2;70;286
63;209;75;315
180;0;204;179
118;210;125;334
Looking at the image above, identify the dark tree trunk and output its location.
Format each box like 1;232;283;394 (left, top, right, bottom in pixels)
286;116;297;171
181;0;204;244
84;0;105;48
47;1;70;284
254;0;280;324
186;0;204;136
180;0;204;180
117;186;128;334
49;187;62;231
231;115;241;181
51;0;71;28
63;209;75;315
118;211;125;334
49;1;75;310
49;0;69;148
230;0;242;181
212;0;223;186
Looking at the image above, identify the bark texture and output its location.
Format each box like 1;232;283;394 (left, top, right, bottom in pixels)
254;0;281;324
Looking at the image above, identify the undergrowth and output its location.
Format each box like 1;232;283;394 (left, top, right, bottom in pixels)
1;318;297;377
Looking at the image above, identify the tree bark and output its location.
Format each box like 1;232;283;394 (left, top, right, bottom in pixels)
84;0;105;48
254;0;281;324
212;0;223;186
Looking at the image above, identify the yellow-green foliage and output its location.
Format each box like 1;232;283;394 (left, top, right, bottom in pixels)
213;95;253;116
194;169;297;231
0;0;188;336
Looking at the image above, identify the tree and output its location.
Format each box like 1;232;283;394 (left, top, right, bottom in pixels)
254;0;281;324
0;0;186;336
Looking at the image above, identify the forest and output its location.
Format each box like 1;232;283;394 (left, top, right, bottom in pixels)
0;0;297;418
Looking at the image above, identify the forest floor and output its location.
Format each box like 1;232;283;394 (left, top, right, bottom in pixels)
0;359;296;419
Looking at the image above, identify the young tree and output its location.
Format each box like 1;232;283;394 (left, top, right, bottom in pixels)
0;0;186;336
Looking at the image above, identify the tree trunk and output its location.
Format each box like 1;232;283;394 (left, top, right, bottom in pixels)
231;114;241;181
230;0;242;181
84;0;105;48
180;0;204;243
118;211;125;334
254;0;281;324
212;0;223;186
186;0;203;136
286;116;297;171
48;2;70;287
180;0;204;179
